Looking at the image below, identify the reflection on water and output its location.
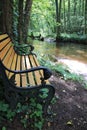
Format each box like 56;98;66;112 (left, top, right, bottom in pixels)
33;40;87;79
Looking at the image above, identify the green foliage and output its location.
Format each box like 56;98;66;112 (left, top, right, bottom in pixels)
84;82;87;89
0;101;16;121
29;0;87;38
9;0;87;39
39;88;49;99
0;99;44;130
29;99;44;130
30;0;56;37
13;43;32;55
2;126;6;130
0;85;53;129
38;54;87;87
51;95;59;105
60;33;87;42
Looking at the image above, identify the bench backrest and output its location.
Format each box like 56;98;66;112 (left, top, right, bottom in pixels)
0;34;49;87
0;34;13;63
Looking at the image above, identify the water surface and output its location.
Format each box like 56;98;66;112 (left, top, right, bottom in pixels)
33;40;87;79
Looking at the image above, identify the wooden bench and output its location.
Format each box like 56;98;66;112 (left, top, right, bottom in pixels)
0;34;55;113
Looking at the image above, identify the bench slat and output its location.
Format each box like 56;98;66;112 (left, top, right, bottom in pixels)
9;53;17;71
3;46;14;66
0;34;8;41
33;55;43;76
33;55;50;84
0;42;12;60
25;56;35;86
21;56;27;87
8;53;17;81
5;47;15;69
29;55;42;85
0;38;11;51
3;47;15;76
15;55;21;87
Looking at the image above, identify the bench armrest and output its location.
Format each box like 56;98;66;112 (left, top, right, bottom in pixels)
1;61;52;80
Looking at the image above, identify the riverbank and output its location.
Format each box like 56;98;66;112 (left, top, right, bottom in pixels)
44;33;87;45
58;58;87;80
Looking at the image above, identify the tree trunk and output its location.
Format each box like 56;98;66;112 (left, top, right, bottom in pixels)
18;0;33;44
82;0;85;16
67;0;70;32
73;0;77;16
55;0;62;41
55;0;59;38
79;0;81;16
0;0;3;33
84;0;87;34
23;0;33;43
63;0;66;33
18;0;24;43
2;0;13;37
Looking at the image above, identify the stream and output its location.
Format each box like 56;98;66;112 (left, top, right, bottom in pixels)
33;40;87;80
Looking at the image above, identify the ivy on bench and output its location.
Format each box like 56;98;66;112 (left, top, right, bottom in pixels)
14;43;35;55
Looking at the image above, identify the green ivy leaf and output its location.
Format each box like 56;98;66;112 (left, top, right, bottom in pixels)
2;126;6;130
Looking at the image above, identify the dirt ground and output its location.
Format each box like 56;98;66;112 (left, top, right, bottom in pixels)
1;72;87;130
43;73;87;130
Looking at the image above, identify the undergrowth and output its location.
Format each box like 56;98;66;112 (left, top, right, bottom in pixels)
60;33;87;43
37;54;87;89
0;77;56;130
0;78;44;130
0;100;44;130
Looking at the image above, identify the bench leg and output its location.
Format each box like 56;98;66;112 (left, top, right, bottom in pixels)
4;84;55;115
4;88;18;109
41;85;55;115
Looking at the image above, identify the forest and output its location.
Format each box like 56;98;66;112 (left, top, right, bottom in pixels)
0;0;87;130
0;0;87;44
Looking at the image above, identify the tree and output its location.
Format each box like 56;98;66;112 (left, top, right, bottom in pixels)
55;0;59;38
0;0;86;42
0;0;13;36
55;0;62;41
0;0;33;44
18;0;33;44
84;0;87;34
0;0;3;33
67;0;71;32
63;0;66;33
